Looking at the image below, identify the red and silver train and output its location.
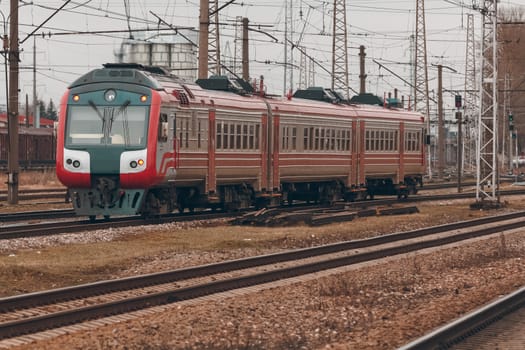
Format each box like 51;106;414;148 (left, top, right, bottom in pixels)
56;63;426;219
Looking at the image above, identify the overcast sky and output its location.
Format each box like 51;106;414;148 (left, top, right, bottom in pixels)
0;0;523;117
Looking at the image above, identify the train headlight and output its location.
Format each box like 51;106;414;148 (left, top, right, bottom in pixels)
72;94;80;102
66;158;73;165
140;95;148;102
137;159;144;166
104;89;117;102
130;161;137;168
72;160;81;168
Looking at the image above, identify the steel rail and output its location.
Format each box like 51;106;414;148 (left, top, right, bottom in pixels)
398;286;525;350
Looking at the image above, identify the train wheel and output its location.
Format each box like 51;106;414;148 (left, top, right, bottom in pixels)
89;215;96;222
103;215;110;221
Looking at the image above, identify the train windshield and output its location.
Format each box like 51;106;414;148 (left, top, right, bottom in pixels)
65;103;148;148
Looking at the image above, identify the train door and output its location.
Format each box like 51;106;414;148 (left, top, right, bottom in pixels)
156;108;176;180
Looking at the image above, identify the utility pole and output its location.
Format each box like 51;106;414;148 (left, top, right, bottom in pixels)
359;45;366;94
7;0;19;204
331;0;349;99
233;16;243;77
242;17;249;81
414;0;431;179
33;36;38;128
437;65;444;179
457;110;463;192
198;0;209;79
284;0;293;94
434;63;457;179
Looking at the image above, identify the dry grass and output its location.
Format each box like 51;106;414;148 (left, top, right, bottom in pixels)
0;199;519;297
0;169;62;190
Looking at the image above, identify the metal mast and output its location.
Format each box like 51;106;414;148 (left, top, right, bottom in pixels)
299;46;307;89
233;16;243;77
208;0;221;76
198;0;209;79
7;0;20;204
463;13;478;172
475;0;499;205
414;0;431;178
331;0;349;99
284;0;294;94
308;57;315;87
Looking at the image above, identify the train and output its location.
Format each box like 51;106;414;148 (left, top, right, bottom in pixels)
0;126;56;169
56;63;426;220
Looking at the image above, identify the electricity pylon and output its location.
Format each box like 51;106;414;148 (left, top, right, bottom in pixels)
463;13;478;172
475;0;500;206
208;0;221;76
331;0;349;99
414;0;431;177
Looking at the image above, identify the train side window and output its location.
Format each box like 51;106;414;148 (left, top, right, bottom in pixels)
242;124;248;150
223;122;229;149
303;128;309;151
255;124;260;150
158;113;168;143
184;119;189;148
198;120;202;149
291;127;297;150
229;124;235;149
345;130;351;151
216;122;222;149
281;126;286;151
236;124;242;150
248;124;254;149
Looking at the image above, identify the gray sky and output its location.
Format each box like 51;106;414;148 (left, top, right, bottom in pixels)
0;0;523;118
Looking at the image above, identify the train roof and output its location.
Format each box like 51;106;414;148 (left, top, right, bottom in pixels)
68;63;170;90
71;64;425;123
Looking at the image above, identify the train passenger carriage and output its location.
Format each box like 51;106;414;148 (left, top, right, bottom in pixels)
56;63;426;219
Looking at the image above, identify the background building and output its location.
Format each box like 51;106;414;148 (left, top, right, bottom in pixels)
115;29;198;82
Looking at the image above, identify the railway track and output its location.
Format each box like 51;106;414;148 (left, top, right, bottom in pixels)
0;209;75;223
1;210;525;344
3;189;525;239
0;188;68;202
0;210;232;240
399;286;525;349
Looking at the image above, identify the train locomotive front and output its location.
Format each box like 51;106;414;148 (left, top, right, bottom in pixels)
56;64;176;220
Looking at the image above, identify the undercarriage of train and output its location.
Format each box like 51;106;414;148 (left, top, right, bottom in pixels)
73;175;422;220
138;175;422;217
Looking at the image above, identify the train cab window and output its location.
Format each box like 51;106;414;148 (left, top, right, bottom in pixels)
66;104;148;148
158;113;168;143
